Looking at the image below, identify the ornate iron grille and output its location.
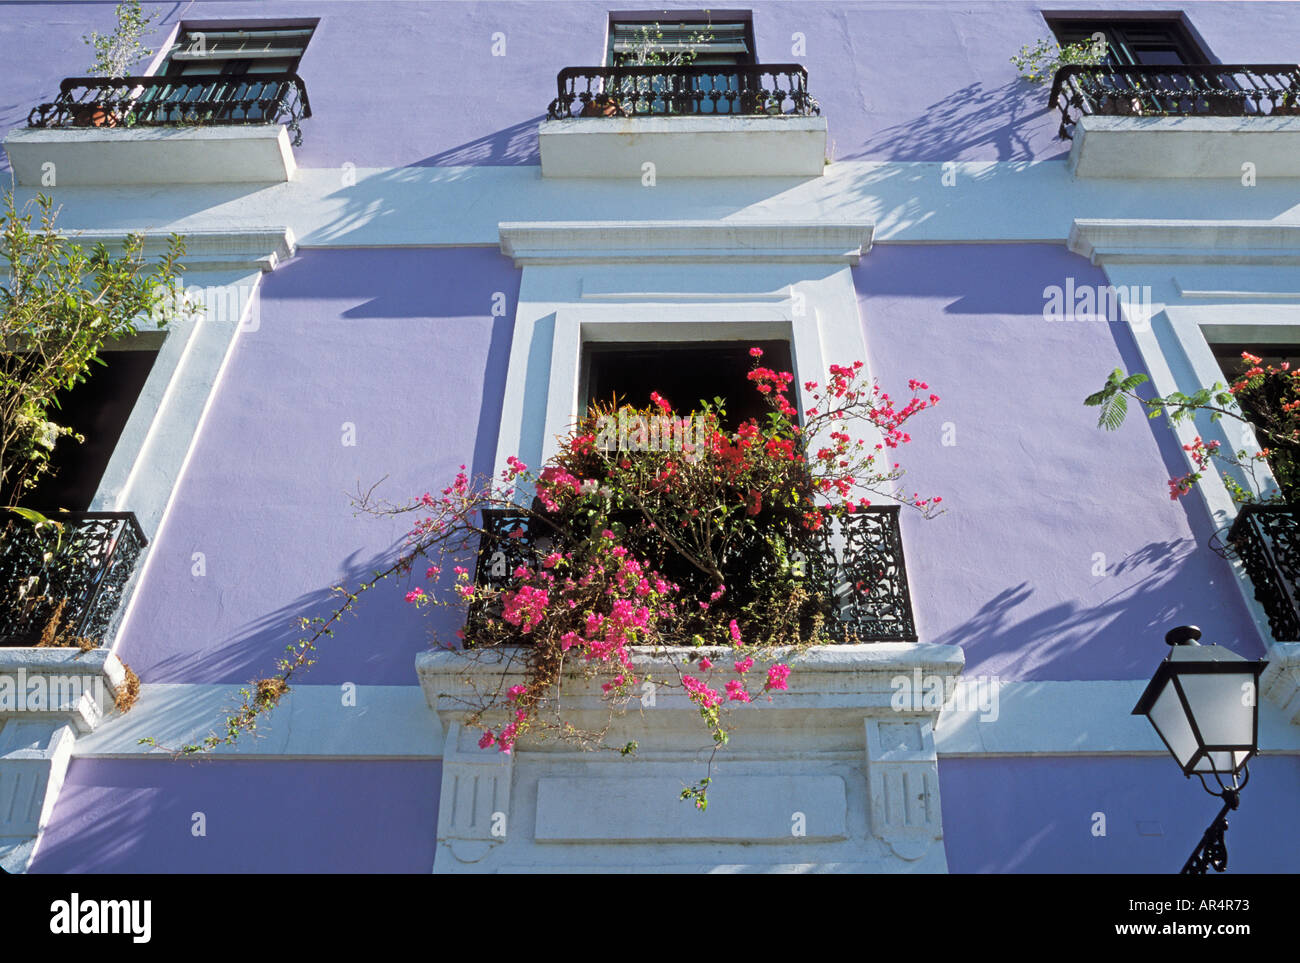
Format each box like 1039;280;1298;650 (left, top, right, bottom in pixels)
471;505;916;643
1227;503;1300;642
1050;64;1300;139
27;73;312;146
0;512;147;648
547;63;819;119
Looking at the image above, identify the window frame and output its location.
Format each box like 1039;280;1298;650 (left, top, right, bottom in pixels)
1047;14;1212;66
605;10;757;67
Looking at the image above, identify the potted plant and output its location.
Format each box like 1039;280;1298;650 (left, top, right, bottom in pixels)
1275;89;1300;116
74;0;160;127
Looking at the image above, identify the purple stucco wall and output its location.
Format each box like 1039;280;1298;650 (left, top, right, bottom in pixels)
939;755;1300;873
6;1;1300;170
30;758;441;872
117;247;520;684
854;244;1262;681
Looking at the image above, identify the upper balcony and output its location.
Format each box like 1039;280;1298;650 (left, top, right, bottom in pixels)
5;73;311;186
1050;63;1300;178
538;63;828;178
470;506;917;644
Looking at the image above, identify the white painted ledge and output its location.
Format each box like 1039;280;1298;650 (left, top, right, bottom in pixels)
498;219;875;265
1069;218;1300;265
418;644;964;873
1068;114;1300;178
3;125;298;186
539;115;828;178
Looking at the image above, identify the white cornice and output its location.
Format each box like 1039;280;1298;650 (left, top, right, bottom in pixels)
65;226;296;273
498;220;875;266
1069;219;1300;266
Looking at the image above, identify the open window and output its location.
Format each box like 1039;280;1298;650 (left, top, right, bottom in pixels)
135;21;316;126
582;339;793;431
605;11;756;115
1048;16;1211;66
1211;342;1300;499
161;23;316;78
8;347;160;512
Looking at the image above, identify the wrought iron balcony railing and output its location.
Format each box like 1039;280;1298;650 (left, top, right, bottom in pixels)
27;73;312;146
471;506;915;643
1227;503;1300;642
546;63;820;119
0;512;147;648
1050;64;1300;139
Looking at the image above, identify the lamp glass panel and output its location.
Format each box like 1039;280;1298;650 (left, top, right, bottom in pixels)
1193;750;1239;774
1148;681;1199;768
1177;672;1256;749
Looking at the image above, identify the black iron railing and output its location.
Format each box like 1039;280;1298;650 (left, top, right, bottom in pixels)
0;512;147;648
471;506;915;643
547;63;820;119
1050;64;1300;139
1228;503;1300;642
27;73;312;146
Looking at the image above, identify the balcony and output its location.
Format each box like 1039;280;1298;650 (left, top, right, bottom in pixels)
4;74;311;186
539;63;828;178
1228;503;1300;643
1050;64;1300;178
0;512;146;649
470;506;916;643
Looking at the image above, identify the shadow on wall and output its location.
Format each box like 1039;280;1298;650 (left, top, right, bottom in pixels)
413;115;543;166
926;538;1252;680
140;539;480;687
840;79;1066;163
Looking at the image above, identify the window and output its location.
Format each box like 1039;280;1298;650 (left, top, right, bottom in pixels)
607;16;755;66
1048;17;1210;66
161;24;315;78
7;348;160;512
582;339;793;431
1211;342;1300;498
606;11;756;115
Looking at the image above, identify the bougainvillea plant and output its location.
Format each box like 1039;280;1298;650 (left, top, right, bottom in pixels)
148;350;940;807
1086;352;1300;504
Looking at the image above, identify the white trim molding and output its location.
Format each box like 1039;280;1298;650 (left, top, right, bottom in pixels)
499;220;874;266
1069;219;1300;266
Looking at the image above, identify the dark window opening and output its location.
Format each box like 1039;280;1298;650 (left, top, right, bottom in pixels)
12;349;159;513
582;339;794;431
1048;17;1211;67
1212;342;1300;500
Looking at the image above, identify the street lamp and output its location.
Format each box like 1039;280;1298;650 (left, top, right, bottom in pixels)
1132;625;1268;874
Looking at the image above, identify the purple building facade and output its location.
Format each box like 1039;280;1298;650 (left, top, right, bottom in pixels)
1;1;1298;873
